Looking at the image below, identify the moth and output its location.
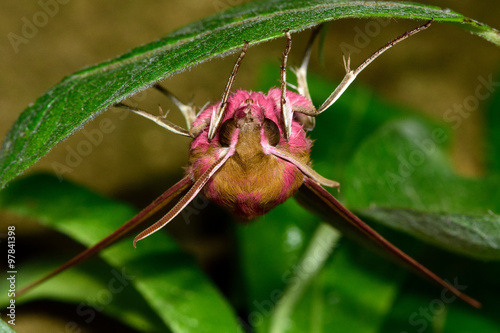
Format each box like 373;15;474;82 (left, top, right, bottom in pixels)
18;20;480;308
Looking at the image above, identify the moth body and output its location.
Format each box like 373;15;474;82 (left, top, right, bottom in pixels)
188;89;313;219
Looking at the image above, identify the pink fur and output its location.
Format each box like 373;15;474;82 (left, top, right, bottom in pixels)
188;89;314;219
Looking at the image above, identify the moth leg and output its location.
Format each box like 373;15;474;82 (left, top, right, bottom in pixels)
293;25;323;102
207;41;250;140
280;30;294;140
115;102;192;137
297;20;432;117
291;26;324;131
134;148;234;245
17;175;193;297
154;84;197;130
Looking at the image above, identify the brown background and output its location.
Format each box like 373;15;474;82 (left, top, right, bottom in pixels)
0;1;499;332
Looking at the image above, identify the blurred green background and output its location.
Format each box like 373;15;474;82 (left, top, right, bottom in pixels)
1;1;499;332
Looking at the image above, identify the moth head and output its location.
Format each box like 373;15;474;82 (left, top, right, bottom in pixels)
217;98;282;151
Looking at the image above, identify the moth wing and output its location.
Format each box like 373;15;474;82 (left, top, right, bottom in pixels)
295;177;481;308
17;175;193;296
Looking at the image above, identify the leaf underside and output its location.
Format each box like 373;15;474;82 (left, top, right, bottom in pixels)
343;119;500;260
1;0;500;188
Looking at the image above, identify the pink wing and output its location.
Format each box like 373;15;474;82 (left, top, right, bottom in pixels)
17;175;193;296
295;177;481;308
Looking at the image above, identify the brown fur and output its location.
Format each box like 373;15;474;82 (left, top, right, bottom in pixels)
209;126;309;216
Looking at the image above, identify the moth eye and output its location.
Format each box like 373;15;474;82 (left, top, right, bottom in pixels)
218;118;237;147
263;118;280;146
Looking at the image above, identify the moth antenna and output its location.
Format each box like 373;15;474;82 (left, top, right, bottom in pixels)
291;25;323;131
208;41;249;140
16;176;193;297
154;84;197;129
189;102;212;138
133;147;235;246
280;30;294;140
116;103;192;137
267;146;339;188
316;20;432;114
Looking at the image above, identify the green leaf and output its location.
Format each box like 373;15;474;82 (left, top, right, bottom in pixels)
0;257;165;332
267;224;342;333
0;318;16;333
343;119;500;260
236;199;319;332
486;73;500;172
1;0;499;188
268;237;407;333
378;246;500;333
0;174;242;333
